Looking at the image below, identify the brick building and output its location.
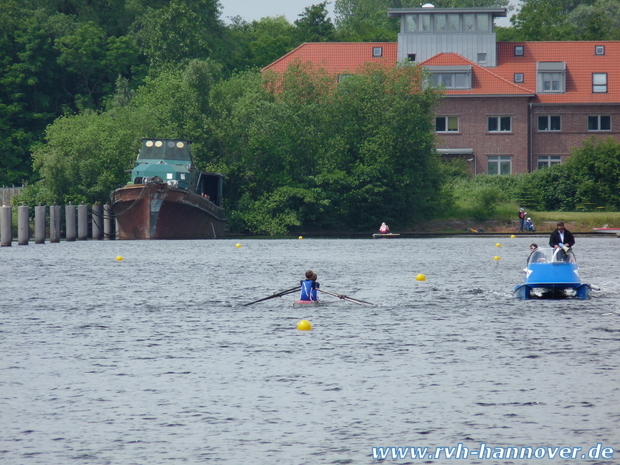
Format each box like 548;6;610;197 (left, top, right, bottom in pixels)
263;6;620;175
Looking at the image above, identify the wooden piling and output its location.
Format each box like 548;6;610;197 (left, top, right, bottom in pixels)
66;203;76;241
92;205;103;240
18;205;29;245
78;204;88;240
50;205;61;243
104;203;114;239
1;205;12;247
35;205;46;244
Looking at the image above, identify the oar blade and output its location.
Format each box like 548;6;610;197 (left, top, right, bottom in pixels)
244;286;300;306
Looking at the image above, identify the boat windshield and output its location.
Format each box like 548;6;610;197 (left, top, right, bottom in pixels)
138;139;192;162
527;247;575;265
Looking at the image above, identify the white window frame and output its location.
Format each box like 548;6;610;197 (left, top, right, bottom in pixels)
588;115;611;131
538;115;561;132
595;45;605;55
514;73;524;83
593;73;607;93
537;155;562;169
372;47;383;58
435;116;459;133
488;155;511;175
488;116;512;133
537;62;566;93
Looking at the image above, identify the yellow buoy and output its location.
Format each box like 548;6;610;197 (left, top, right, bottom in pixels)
494;256;501;260
298;236;303;240
115;255;124;261
415;273;426;281
235;243;242;248
510;235;516;238
496;243;502;247
297;320;312;331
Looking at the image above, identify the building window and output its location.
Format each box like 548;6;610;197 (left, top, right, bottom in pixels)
537;62;566;93
432;73;470;89
514;73;524;83
514;46;524;56
477;53;487;64
593;73;607;93
435;116;459;132
488;116;511;132
488;156;511;175
588;115;611;131
373;47;383;57
537;156;562;169
407;53;416;62
595;45;605;55
541;72;562;92
463;13;490;32
434;13;460;32
538;116;561;131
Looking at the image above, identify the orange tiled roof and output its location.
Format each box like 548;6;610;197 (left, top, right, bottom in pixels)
420;53;533;96
263;40;620;105
495;42;620;104
262;42;398;75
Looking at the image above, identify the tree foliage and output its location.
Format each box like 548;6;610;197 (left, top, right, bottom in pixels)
207;62;443;234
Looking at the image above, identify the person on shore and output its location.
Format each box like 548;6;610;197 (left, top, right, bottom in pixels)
379;222;390;234
300;270;319;301
549;222;575;261
518;207;527;232
525;217;535;232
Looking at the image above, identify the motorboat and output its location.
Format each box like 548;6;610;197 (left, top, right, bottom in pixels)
514;247;594;299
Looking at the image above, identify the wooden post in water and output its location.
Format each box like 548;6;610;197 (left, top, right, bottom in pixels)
104;203;114;239
1;205;12;247
92;204;103;240
65;203;76;241
77;204;88;240
18;205;29;245
35;205;46;244
50;205;61;243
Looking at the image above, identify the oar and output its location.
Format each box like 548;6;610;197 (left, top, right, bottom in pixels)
318;289;374;306
243;286;300;306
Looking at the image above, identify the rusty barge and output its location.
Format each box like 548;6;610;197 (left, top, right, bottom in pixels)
110;139;226;240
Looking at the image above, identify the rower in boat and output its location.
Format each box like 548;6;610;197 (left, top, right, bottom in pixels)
299;270;319;303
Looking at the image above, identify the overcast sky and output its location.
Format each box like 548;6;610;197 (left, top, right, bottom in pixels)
218;1;515;27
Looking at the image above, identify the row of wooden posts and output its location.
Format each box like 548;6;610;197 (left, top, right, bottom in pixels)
0;204;115;247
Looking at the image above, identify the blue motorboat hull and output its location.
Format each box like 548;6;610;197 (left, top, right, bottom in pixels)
514;248;593;300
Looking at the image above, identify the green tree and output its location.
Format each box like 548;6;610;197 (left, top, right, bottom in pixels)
222;16;300;71
295;2;337;42
508;0;596;41
132;0;224;68
20;64;214;206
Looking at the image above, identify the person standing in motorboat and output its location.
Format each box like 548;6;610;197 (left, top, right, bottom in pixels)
518;207;527;232
379;222;390;234
300;270;319;301
525;217;535;232
549;222;575;261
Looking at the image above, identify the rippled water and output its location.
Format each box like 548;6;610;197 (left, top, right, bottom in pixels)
1;236;619;464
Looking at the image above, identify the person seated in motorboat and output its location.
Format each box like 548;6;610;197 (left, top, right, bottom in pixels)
549;221;575;262
528;243;546;263
525;217;535;232
379;222;390;234
300;270;319;301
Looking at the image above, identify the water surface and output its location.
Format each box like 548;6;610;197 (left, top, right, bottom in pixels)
1;237;619;464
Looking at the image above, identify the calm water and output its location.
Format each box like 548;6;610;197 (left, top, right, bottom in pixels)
1;236;619;464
